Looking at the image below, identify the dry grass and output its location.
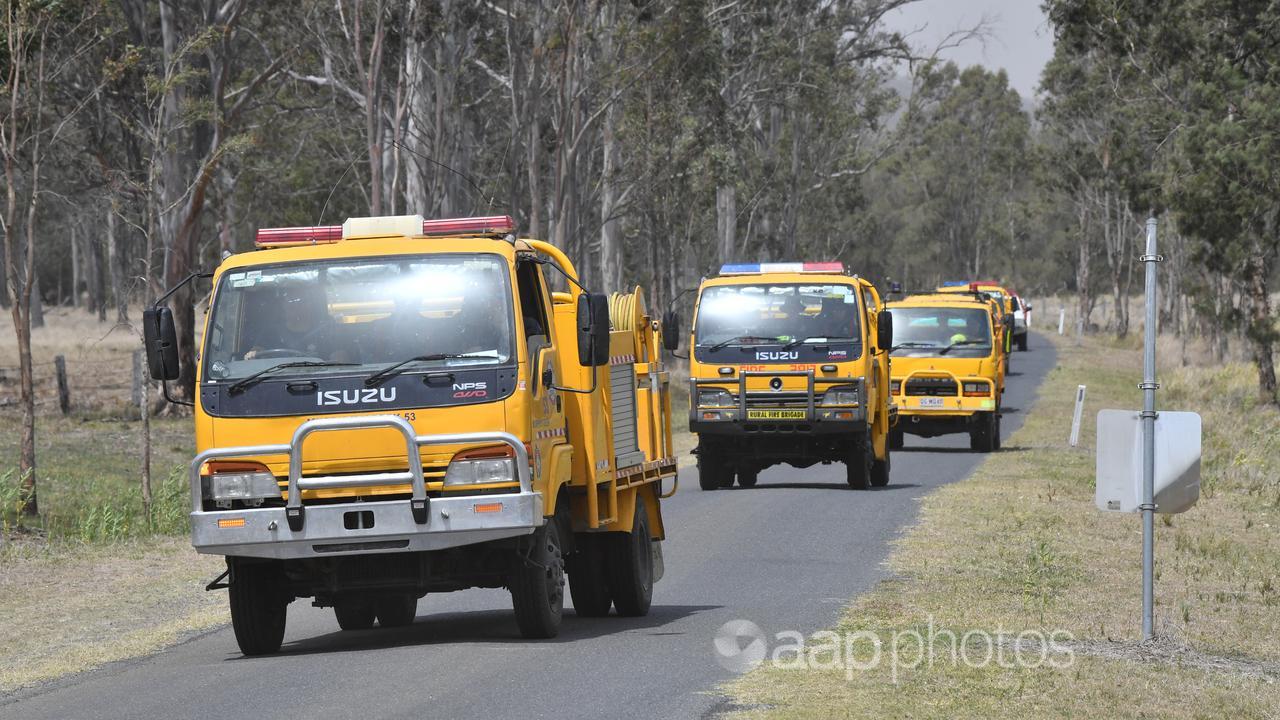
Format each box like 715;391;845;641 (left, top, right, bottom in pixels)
0;306;144;416
723;333;1280;719
0;537;224;694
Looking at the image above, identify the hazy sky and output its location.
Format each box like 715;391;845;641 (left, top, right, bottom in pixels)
885;0;1055;99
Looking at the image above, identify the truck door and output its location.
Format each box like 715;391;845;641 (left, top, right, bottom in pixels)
515;260;567;481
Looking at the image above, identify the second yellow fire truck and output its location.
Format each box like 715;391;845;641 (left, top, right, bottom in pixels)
687;263;894;490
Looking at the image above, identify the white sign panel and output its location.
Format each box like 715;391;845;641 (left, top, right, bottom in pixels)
1095;409;1201;514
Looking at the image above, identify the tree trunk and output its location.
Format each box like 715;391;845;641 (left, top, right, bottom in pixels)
716;184;736;265
71;226;82;308
1245;252;1278;404
107;204;127;323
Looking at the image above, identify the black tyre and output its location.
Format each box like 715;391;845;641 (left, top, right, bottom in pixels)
333;597;375;631
969;412;998;453
845;433;871;489
697;444;729;490
888;427;905;450
736;467;759;488
1016;333;1028;352
567;533;613;617
375;594;417;628
871;445;891;488
607;499;654;617
510;518;565;638
229;559;288;656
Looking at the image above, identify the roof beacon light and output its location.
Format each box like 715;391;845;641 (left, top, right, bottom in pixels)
719;262;845;275
254;225;343;248
255;214;517;248
940;280;969;287
421;215;515;237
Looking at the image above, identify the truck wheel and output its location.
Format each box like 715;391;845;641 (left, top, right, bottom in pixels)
333;598;375;631
567;534;613;617
229;559;288;656
720;472;736;488
510;519;565;638
889;428;905;450
737;468;759;488
871;447;891;487
1016;334;1028;352
607;500;653;617
845;434;871;489
697;446;727;491
969;413;998;453
375;594;418;628
992;413;1003;450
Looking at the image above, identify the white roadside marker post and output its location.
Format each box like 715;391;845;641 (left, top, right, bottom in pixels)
1058;308;1066;335
1070;385;1086;447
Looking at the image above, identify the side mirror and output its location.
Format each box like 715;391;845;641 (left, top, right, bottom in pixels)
142;306;180;381
576;293;611;367
877;309;893;351
888;281;903;294
1023;303;1032;312
662;309;681;351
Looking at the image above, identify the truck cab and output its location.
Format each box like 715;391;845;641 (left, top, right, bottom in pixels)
886;293;1005;452
143;215;678;655
687;263;894;489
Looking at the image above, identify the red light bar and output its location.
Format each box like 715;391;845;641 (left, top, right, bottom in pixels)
255;225;342;248
421;215;515;236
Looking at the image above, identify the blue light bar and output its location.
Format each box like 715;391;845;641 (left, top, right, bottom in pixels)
940;281;968;287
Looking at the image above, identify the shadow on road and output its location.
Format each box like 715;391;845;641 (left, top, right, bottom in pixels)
239;603;722;659
726;482;920;492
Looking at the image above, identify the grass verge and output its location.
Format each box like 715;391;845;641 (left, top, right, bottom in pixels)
0;537;224;695
722;334;1280;719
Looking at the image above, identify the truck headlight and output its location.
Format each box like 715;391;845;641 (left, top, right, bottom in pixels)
821;385;859;406
207;472;281;501
963;381;991;397
697;388;734;407
444;457;514;486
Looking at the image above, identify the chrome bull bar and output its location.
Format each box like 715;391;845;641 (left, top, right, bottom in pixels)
188;415;531;532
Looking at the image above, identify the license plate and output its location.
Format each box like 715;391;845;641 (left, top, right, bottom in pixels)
747;409;807;420
917;397;945;408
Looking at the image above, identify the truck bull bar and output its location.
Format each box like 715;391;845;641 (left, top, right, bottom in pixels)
188;415;541;560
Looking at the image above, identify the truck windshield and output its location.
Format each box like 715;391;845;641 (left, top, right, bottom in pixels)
694;283;862;360
202;254;514;382
888;307;992;358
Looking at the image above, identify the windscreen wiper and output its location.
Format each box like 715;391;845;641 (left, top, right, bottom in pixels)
706;335;783;352
889;342;937;352
227;361;356;396
364;353;494;387
782;335;860;349
938;340;991;355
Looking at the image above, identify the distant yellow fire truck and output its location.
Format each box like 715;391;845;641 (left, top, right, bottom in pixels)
686;263;894;489
886;291;1005;451
144;214;678;655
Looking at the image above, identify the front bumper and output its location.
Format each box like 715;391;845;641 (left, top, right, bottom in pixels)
188;415;542;560
689;371;865;435
893;371;996;418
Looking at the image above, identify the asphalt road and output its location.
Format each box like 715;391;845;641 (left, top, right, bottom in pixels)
6;334;1055;720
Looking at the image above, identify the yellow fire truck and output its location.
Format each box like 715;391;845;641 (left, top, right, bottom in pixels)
143;215;678;655
886;292;1005;451
686;262;894;489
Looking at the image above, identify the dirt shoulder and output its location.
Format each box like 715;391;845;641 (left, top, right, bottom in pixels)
721;334;1280;719
0;537;225;695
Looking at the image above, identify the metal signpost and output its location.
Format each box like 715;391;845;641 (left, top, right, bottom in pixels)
1139;216;1160;641
1094;216;1202;643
